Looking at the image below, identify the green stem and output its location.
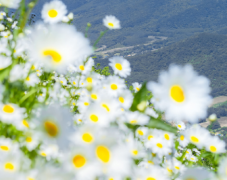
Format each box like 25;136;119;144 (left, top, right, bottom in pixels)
93;29;109;49
179;149;187;162
19;88;37;105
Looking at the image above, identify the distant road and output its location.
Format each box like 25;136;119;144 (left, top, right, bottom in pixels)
95;36;167;55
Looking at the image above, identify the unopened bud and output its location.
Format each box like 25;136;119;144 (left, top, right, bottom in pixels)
87;23;91;27
28;2;35;8
67;12;73;20
208;114;217;122
137;101;147;112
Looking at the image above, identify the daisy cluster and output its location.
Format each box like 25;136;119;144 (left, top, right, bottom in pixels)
0;0;226;180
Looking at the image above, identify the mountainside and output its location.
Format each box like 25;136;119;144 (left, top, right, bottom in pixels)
33;0;227;49
126;33;227;97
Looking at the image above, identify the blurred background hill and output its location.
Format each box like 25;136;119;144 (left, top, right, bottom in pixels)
32;0;227;98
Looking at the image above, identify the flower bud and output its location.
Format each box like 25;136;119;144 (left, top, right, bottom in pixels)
87;23;91;27
67;12;73;20
28;2;35;8
208;113;217;122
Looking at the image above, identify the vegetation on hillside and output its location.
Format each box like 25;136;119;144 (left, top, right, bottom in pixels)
126;33;227;97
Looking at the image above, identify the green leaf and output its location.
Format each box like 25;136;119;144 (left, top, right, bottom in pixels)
130;82;150;112
146;118;178;134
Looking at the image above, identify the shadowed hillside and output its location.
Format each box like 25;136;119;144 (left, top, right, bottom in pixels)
32;0;227;49
126;33;227;97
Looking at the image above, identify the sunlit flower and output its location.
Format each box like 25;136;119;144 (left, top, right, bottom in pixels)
132;82;142;92
109;56;131;78
41;0;67;24
147;64;212;123
24;23;93;73
103;15;121;29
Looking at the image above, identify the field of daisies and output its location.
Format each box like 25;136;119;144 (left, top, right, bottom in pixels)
0;0;226;180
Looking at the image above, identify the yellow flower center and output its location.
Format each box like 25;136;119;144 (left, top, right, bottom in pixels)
175;166;180;170
26;137;32;143
164;134;170;140
102;104;110;112
22;120;29;128
40;151;46;157
115;63;122;70
130;120;137;124
148;135;154;140
111;84;118;90
210;145;217;152
73;155;86;168
96;146;110;163
84;102;89;106
148;160;154;165
31;65;35;70
90;114;98;122
180;135;184;141
3;105;14;113
48;9;58;18
43;50;62;63
0;146;9;151
91;94;98;100
170;85;185;103
26;77;30;81
79;65;85;71
82;133;93;143
138;130;144;136
44;121;59;137
4;162;14;171
73;81;76;85
119;97;124;103
156;143;163;148
147;177;156;180
108;22;114;27
87;77;92;83
167;167;173;173
136;87;140;91
132;150;138;155
190;136;199;143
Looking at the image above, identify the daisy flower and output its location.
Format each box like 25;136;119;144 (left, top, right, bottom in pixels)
75;57;94;75
41;0;67;24
0;103;25;124
135;127;148;140
117;89;133;109
35;104;73;149
147;64;212;123
176;121;186;130
132;82;142;92
105;76;126;97
109;56;131;78
204;136;225;154
185;125;210;149
103;15;121;30
24;23;93;73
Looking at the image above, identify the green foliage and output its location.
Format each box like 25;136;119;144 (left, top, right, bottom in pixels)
92;63;112;76
207;121;221;130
